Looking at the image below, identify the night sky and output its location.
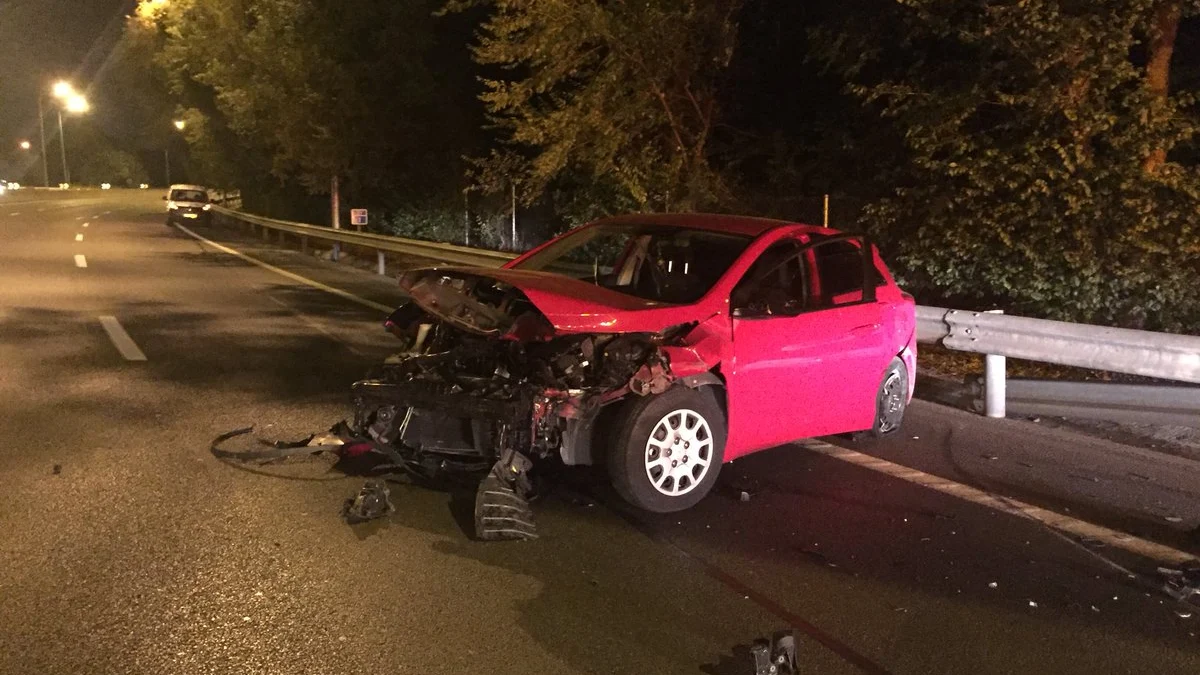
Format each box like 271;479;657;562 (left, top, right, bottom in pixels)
0;0;135;175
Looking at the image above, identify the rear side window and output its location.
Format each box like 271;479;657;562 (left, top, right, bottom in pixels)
170;189;208;202
809;238;884;308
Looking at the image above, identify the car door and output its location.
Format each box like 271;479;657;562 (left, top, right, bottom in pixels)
724;235;892;457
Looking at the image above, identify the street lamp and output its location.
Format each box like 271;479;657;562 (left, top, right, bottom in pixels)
37;81;89;186
19;141;31;150
166;120;185;186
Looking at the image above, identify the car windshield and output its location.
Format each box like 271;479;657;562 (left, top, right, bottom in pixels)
511;223;753;304
170;189;208;202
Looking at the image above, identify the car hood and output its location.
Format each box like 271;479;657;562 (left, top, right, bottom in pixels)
397;267;705;335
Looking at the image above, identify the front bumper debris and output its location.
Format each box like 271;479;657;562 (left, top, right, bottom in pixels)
210;421;540;540
474;449;538;540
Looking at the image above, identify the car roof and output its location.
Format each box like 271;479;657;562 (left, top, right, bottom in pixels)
169;184;207;192
592;212;835;238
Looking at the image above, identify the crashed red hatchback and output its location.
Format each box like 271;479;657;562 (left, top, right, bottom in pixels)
354;214;915;537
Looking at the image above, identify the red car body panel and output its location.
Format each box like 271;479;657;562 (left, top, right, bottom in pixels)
431;214;916;460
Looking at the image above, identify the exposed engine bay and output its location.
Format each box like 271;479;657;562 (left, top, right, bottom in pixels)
213;269;696;541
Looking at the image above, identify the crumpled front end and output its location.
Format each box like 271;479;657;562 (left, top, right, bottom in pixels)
213;267;723;541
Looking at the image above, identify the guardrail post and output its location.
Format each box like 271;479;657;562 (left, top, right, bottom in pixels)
332;242;340;262
377;250;386;276
301;236;308;255
262;225;270;242
984;309;1006;418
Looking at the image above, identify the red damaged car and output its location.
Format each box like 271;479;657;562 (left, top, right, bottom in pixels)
344;214;915;538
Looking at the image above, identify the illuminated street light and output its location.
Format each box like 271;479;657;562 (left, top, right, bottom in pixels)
19;140;31;150
166;119;187;185
52;88;89;184
65;95;90;114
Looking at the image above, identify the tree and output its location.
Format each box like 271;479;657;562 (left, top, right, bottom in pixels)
449;0;744;218
131;0;480;222
812;0;1200;330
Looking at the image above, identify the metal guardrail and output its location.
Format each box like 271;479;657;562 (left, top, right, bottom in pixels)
210;204;517;271
918;305;1200;424
972;379;1200;427
917;306;1200;385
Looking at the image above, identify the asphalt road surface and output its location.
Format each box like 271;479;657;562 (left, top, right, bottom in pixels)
1;189;1198;674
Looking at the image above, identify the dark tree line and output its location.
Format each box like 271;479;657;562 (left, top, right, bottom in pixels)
122;0;1200;330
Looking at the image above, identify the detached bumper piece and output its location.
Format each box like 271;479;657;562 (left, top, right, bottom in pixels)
751;632;797;675
343;480;395;524
211;421;540;540
474;449;538;541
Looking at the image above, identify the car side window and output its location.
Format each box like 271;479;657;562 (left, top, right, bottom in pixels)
730;241;807;317
810;239;873;308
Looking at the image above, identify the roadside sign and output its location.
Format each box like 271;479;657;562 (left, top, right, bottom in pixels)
350;208;368;227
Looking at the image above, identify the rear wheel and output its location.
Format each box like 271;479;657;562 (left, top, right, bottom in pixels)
871;357;908;436
608;386;725;513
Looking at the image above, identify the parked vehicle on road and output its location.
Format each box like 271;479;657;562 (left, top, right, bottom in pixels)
164;184;212;225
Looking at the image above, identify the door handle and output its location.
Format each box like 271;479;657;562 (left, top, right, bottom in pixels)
851;323;881;335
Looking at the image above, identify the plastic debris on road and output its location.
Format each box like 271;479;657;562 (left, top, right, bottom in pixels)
750;631;797;675
343;480;395;524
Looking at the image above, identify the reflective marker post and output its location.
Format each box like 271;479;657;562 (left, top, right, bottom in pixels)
984;309;1006;418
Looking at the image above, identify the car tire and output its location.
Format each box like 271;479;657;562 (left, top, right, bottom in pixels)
870;357;908;437
608;386;725;513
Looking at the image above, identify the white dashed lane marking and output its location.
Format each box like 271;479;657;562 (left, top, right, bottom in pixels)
98;316;147;362
74;255;87;268
82;222;89;228
800;440;1198;565
75;233;84;242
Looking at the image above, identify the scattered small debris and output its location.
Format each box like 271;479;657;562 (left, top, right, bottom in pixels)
1031;417;1041;423
51;464;61;475
740;491;751;502
893;606;909;613
988;582;998;589
1128;473;1151;481
1028;600;1039;608
1176;607;1193;619
981;453;998;461
1068;473;1099;483
1091;605;1100;613
911;436;920;440
1159;566;1200;603
750;631;797;675
920;537;931;543
1165;516;1184;523
342;480;395;524
242;616;251;622
1017;461;1034;468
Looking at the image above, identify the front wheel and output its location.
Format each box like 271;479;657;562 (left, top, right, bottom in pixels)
608;386;726;513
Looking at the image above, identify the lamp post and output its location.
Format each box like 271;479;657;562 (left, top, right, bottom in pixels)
166;119;185;187
40;82;88;186
36;97;49;186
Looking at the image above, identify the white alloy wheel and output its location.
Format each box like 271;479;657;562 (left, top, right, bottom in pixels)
644;408;714;496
